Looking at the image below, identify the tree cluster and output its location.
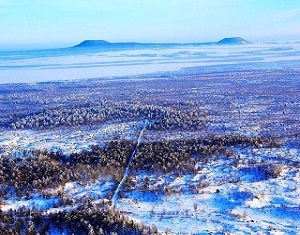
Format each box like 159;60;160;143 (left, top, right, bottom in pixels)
0;204;159;235
131;134;282;173
8;100;208;131
0;133;282;198
0;140;136;197
0;155;72;197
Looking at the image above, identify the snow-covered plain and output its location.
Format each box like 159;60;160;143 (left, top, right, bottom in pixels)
0;41;300;234
0;41;300;84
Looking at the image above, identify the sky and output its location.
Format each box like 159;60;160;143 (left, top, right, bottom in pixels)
1;0;300;49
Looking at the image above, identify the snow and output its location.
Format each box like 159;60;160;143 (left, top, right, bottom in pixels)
0;179;115;216
111;119;148;208
245;195;271;208
116;145;300;234
1;41;300;84
1;41;300;234
0;121;140;156
1;193;58;212
63;180;115;200
1;123;299;233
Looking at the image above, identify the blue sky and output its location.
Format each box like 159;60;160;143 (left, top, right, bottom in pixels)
1;0;300;48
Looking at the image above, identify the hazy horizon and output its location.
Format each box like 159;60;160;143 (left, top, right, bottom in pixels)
1;0;300;50
2;37;300;52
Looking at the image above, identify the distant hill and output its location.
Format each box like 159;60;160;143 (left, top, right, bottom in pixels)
74;40;111;47
72;37;250;48
217;37;250;45
73;40;142;48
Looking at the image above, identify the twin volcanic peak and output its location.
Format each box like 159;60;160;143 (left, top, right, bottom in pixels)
73;37;250;48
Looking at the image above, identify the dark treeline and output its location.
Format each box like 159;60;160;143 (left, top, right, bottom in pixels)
132;134;282;173
6;100;208;131
0;140;136;197
0;134;282;197
0;204;159;235
0;134;283;234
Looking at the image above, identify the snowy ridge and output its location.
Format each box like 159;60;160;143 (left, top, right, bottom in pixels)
111;119;149;208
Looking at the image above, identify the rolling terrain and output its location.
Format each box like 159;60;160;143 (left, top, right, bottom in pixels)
0;41;300;234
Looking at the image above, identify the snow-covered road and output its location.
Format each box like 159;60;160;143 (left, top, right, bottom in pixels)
111;119;149;208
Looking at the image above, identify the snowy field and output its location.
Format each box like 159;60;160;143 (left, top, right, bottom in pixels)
1;41;300;84
0;42;300;234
